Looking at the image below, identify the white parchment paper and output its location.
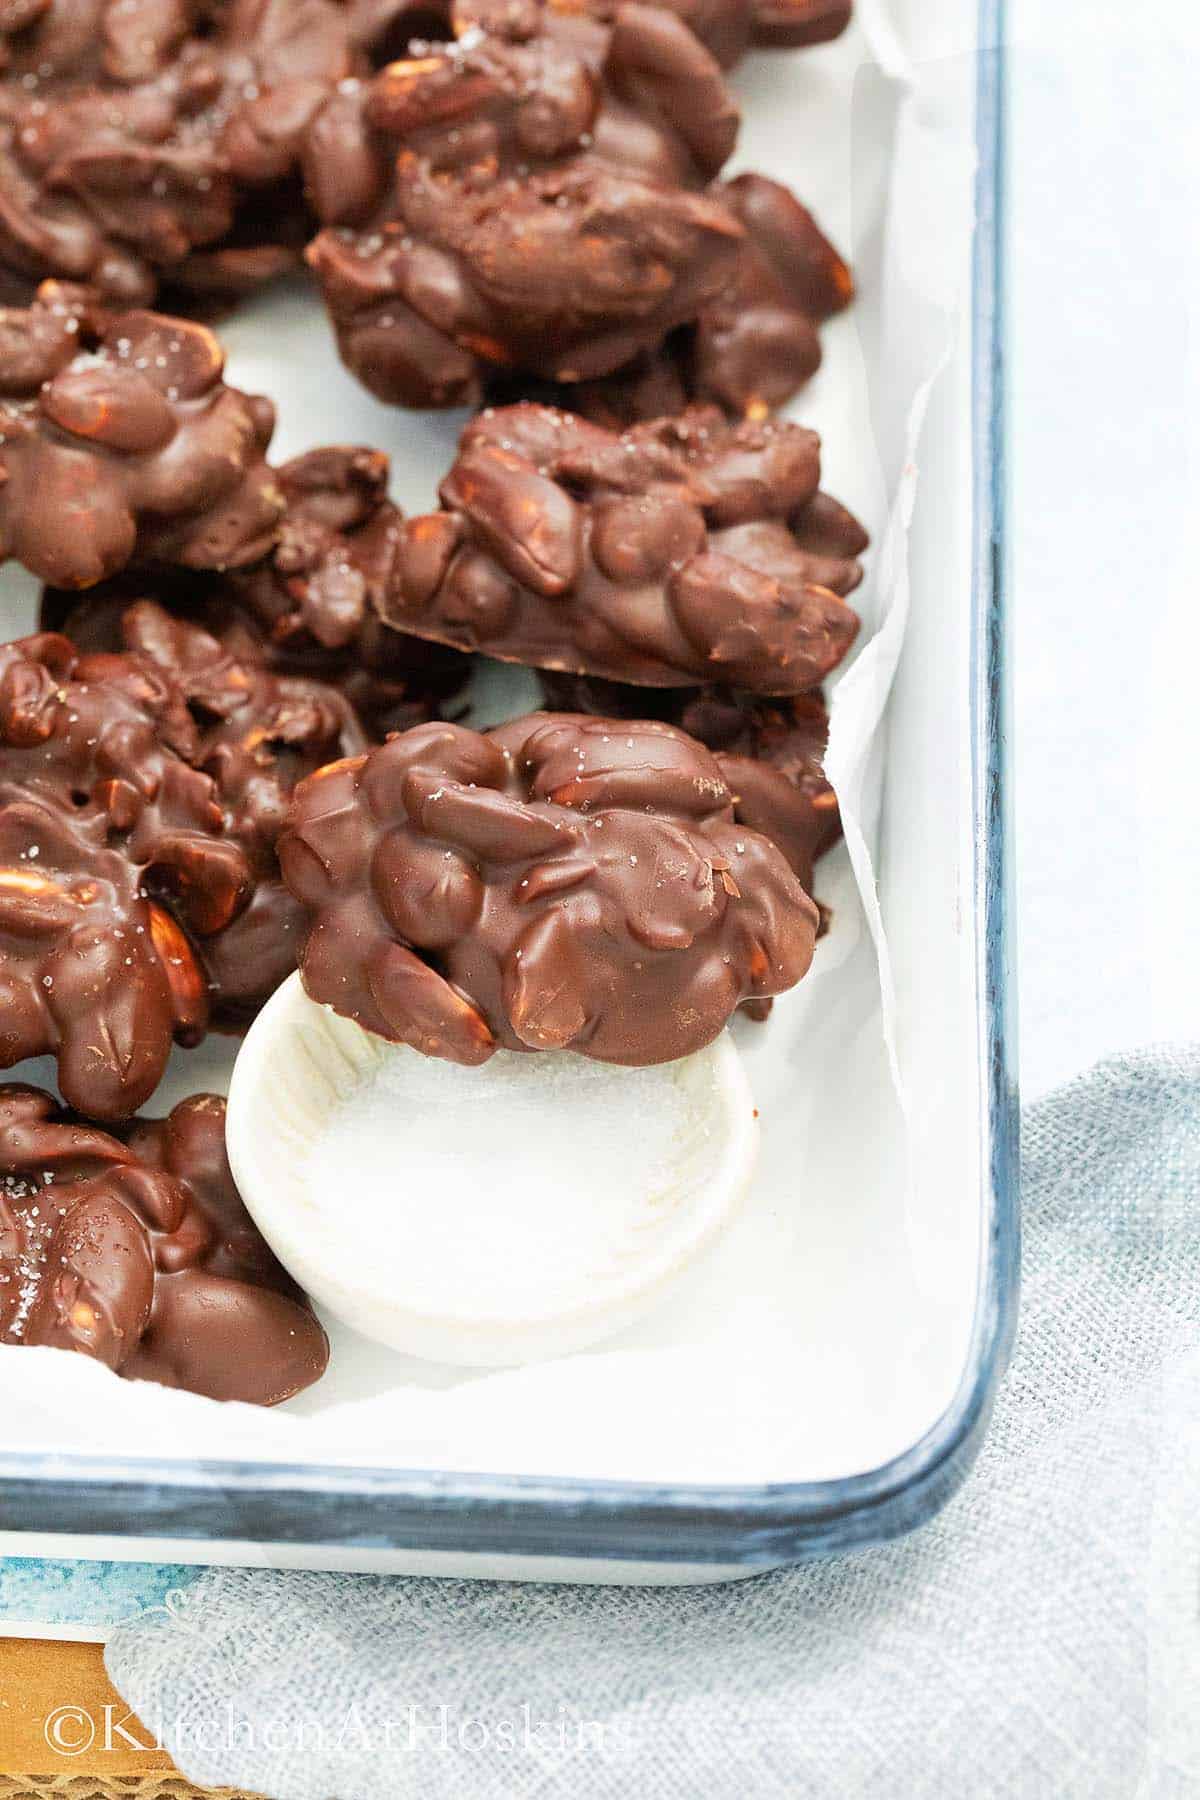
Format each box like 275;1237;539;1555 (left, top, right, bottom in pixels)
0;2;982;1493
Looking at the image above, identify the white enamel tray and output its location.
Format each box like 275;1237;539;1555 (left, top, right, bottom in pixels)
0;0;1015;1587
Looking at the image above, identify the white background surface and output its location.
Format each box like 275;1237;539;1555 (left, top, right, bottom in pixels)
1010;0;1200;1096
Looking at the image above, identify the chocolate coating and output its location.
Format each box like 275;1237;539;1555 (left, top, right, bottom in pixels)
0;0;362;306
0;1084;328;1402
377;402;862;691
321;0;852;75
304;2;744;408
691;172;853;418
225;444;472;726
106;598;370;1024
0;291;282;589
0;0;851;314
43;444;473;737
497;173;853;424
24;590;380;1027
750;0;851;48
280;711;818;1066
530;339;693;430
0;632;251;1118
539;674;840;892
525;0;757;68
0;277;108;389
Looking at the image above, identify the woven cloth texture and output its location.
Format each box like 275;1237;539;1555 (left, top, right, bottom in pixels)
103;1048;1200;1798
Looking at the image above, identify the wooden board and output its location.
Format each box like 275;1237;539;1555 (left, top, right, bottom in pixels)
0;1640;260;1796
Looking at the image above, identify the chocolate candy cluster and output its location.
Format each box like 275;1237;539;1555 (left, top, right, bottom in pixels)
494;171;854;427
379;402;862;689
42;443;473;736
0;290;281;587
0;0;368;306
91;598;370;1024
0;631;250;1117
305;0;743;408
301;0;853;420
280;714;818;1065
0;1085;328;1401
0;0;863;1401
1;0;853;420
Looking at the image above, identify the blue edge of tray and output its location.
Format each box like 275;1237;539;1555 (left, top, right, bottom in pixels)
0;0;1017;1612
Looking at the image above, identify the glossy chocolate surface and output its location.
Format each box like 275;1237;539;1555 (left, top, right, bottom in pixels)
691;172;853;418
305;0;743;407
105;598;370;1024
0;0;363;305
541;674;841;890
377;402;863;691
495;172;854;425
42;444;472;738
280;711;818;1066
0;632;249;1117
0;1084;327;1402
0;289;282;589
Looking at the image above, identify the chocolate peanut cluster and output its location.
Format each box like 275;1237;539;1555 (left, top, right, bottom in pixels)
305;0;745;407
34;437;472;1020
671;687;840;892
44;444;472;736
102;598;370;1024
0;290;281;589
279;712;818;1066
0;600;439;1099
534;456;857;909
0;0;366;307
377;401;863;690
221;444;472;731
0;0;851;337
303;0;854;419
0;632;250;1118
0;1084;327;1401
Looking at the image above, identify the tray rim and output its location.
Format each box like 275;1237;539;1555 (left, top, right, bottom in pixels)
0;0;1017;1571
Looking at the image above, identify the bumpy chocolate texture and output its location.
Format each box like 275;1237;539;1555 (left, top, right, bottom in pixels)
331;0;852;77
691;172;853;418
19;595;371;1025
0;1085;328;1402
44;445;472;736
0;632;250;1118
304;0;744;408
105;598;370;1024
0;0;366;306
541;674;842;891
376;402;863;691
511;172;854;425
279;712;819;1066
0;287;282;589
223;444;472;730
